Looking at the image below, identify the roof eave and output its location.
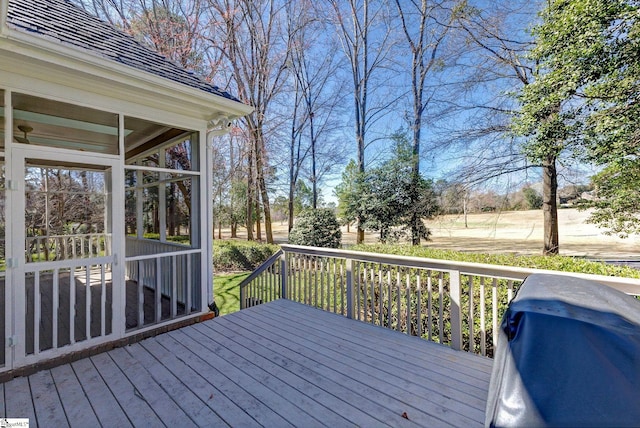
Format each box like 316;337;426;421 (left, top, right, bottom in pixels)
0;25;254;121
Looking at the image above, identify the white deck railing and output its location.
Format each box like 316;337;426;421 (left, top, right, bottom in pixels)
239;244;640;357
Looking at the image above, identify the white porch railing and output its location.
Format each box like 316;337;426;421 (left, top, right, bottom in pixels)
125;237;201;329
239;244;640;357
25;233;112;262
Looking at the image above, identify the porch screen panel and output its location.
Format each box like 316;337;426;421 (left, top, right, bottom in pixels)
22;162;113;357
124;118;202;331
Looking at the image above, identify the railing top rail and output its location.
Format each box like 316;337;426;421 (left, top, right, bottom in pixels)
25;255;115;270
280;244;640;296
125;248;201;262
238;249;283;290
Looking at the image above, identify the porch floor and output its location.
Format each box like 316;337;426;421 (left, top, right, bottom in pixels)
0;299;492;427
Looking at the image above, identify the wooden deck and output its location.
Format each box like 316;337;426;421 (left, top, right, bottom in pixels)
0;299;493;427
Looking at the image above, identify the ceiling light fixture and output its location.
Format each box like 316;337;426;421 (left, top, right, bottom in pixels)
14;125;33;144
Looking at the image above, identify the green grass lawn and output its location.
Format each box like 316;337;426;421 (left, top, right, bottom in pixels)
213;272;249;315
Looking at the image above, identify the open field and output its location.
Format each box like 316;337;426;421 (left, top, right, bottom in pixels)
216;208;640;260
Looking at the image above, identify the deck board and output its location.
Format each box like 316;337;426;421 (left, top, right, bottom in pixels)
70;358;132;427
49;364;100;427
244;301;491;396
4;376;36;424
225;307;475;426
29;370;69;428
90;352;164;427
188;323;357;427
1;299;492;427
124;343;229;427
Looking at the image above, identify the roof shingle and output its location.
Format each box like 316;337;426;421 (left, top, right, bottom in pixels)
6;0;240;102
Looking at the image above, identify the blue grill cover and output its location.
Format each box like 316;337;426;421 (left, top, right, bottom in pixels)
485;273;640;427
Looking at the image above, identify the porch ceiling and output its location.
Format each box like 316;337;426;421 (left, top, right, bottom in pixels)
0;92;187;156
1;299;492;427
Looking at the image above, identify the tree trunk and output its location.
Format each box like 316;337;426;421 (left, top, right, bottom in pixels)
288;197;295;233
254;129;274;244
463;195;468;228
246;144;254;241
542;155;559;255
231;222;237;238
255;199;262;242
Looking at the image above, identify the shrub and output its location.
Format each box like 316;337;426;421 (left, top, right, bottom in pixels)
289;209;342;248
213;240;279;272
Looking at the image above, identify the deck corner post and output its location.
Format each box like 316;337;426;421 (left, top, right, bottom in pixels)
346;258;355;319
450;270;463;351
280;254;287;300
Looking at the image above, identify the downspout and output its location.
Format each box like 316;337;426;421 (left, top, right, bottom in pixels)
206;115;233;316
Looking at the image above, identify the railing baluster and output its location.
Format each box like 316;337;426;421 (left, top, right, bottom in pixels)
53;268;59;348
450;270;463;351
85;265;91;339
340;260;345;315
34;272;40;354
387;270;392;329
281;257;288;300
492;278;499;355
480;277;486;357
356;262;361;321
468;275;474;353
406;271;411;335
320;258;325;311
332;258;337;313
101;264;106;337
171;256;177;318
155;258;162;323
370;265;375;325
378;265;383;327
314;257;319;308
346;259;354;319
438;271;444;344
396;269;401;332
137;259;144;326
508;279;514;302
70;267;76;344
362;262;368;323
416;273;422;338
427;270;433;341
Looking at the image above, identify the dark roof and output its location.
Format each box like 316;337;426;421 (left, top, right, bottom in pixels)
6;0;240;102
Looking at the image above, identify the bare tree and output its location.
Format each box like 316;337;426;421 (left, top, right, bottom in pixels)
394;0;455;244
206;0;292;244
327;0;397;244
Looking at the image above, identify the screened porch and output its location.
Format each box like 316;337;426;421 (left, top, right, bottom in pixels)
0;89;210;372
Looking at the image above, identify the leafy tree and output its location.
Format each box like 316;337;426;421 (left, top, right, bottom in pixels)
350;135;438;244
580;2;640;234
587;160;640;238
289;209;342;248
294;180;314;215
513;0;630;255
335;159;361;231
522;186;543;210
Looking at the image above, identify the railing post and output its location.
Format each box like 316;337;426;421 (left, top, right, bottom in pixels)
280;253;287;300
240;280;246;310
346;258;355;319
450;270;463;351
